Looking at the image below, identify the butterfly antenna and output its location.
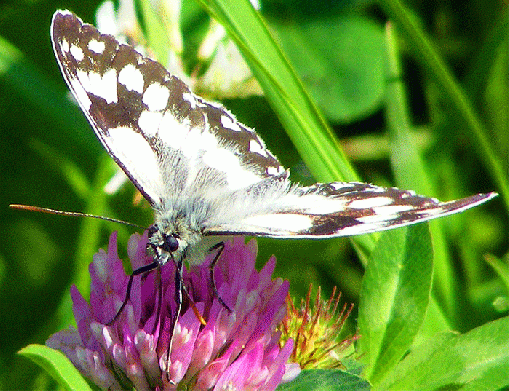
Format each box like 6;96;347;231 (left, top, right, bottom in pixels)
9;204;144;229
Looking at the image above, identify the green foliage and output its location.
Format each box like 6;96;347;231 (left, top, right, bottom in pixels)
1;0;507;390
277;369;370;390
358;225;433;383
19;345;92;391
273;15;385;124
374;317;509;391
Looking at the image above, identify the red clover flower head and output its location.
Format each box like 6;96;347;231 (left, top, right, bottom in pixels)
47;232;300;390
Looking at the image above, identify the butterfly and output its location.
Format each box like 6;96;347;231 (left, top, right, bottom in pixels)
50;10;496;318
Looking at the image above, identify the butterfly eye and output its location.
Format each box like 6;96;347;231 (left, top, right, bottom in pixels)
162;235;179;253
148;225;158;237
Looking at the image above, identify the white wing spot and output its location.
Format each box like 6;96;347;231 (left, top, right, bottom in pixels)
183;92;197;109
349;196;394;209
202;147;261;190
338;222;385;236
118;64;144;93
305;198;349;214
77;68;118;104
138;110;163;136
356;206;415;224
267;166;285;176
356;214;396;224
88;39;105;54
419;207;445;217
249;139;268;157
267;166;279;176
282;192;348;214
363;186;385;193
60;39;70;53
70;44;84;61
331;182;356;190
221;115;242;132
143;83;170;111
402;190;416;198
373;204;414;215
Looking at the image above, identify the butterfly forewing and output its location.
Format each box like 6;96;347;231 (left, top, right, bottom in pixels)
51;10;285;208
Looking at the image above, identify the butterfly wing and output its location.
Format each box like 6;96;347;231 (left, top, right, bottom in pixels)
51;10;285;207
51;10;496;242
204;182;497;238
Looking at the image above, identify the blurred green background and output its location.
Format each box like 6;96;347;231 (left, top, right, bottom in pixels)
0;0;507;389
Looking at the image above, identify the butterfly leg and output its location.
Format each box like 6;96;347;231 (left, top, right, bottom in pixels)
107;260;159;325
208;242;231;312
174;256;184;322
164;256;184;380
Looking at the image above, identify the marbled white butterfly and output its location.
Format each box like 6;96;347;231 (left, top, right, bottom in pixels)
50;10;496;316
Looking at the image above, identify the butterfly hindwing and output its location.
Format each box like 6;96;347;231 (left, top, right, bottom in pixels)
204;183;496;238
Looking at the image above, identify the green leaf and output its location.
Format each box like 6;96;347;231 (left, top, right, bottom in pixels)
276;369;371;391
18;344;92;391
272;15;385;123
376;316;509;391
357;225;433;384
411;298;451;348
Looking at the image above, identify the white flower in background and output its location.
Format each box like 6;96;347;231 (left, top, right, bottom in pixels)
96;0;262;96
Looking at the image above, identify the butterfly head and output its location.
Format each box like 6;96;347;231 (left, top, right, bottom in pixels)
147;224;187;266
147;212;208;266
